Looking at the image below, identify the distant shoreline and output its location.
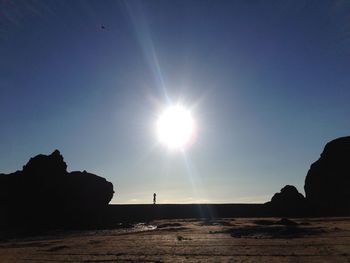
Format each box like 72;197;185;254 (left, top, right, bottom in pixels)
107;203;268;222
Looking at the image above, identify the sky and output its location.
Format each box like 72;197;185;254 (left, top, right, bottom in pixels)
1;0;350;204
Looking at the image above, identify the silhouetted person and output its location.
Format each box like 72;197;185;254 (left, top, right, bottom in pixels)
153;193;156;205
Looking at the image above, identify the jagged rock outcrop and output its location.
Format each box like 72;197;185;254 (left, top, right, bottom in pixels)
304;136;350;214
267;185;306;215
0;150;114;228
22;149;67;177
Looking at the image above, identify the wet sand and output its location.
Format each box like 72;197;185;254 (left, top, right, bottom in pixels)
0;217;349;262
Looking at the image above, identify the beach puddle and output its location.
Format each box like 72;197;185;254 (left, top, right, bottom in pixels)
131;223;157;232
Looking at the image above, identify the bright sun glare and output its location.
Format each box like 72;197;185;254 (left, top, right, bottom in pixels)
157;105;195;150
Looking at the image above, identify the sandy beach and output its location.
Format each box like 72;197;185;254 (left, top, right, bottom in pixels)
1;217;349;263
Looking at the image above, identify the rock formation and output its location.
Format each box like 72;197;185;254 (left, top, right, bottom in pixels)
304;136;350;215
0;150;114;229
267;185;306;215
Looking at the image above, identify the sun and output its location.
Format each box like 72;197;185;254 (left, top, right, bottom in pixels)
156;105;195;150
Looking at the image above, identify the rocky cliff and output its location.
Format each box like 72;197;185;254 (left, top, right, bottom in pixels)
304;136;350;214
0;150;114;229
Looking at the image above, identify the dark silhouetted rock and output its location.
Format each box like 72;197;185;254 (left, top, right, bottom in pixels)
304;136;350;215
0;150;114;230
266;185;306;216
22;149;67;177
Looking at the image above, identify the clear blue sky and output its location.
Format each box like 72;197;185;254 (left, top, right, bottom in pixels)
1;0;349;204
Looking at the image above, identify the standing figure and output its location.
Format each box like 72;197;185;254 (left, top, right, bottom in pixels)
153;193;156;205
